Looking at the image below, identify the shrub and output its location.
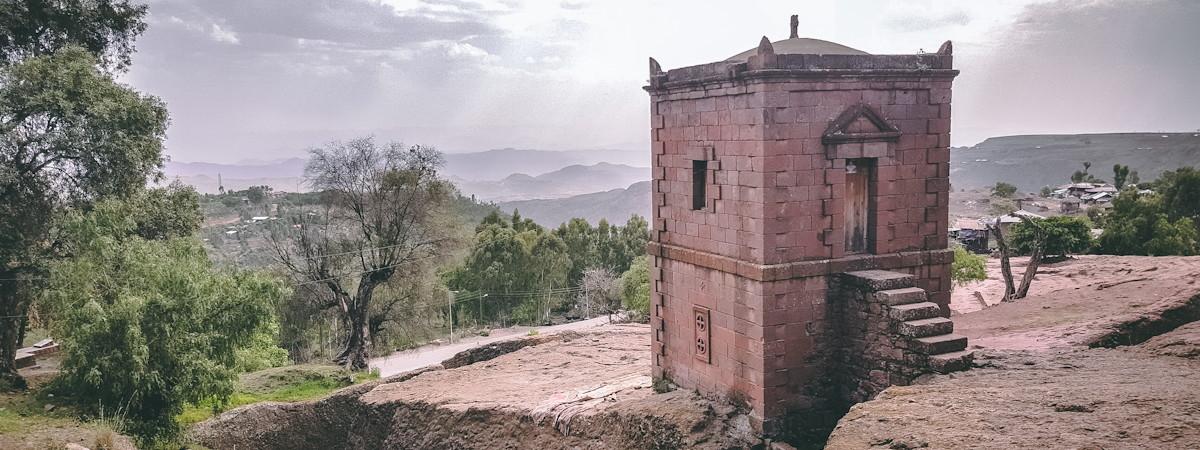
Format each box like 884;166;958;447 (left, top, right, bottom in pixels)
1099;183;1199;256
619;256;651;322
1011;216;1093;257
991;182;1018;198
44;202;287;441
951;246;987;287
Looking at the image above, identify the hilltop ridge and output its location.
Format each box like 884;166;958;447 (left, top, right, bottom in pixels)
951;132;1200;191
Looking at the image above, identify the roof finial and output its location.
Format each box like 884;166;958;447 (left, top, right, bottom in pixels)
757;36;775;56
789;14;799;39
937;40;953;55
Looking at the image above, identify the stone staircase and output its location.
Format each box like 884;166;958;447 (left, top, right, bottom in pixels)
847;270;973;374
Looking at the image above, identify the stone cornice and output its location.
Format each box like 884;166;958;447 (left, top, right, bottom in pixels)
646;241;953;282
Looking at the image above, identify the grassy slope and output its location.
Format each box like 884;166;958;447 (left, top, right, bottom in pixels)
179;364;379;426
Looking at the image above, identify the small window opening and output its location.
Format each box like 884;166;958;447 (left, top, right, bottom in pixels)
692;160;708;210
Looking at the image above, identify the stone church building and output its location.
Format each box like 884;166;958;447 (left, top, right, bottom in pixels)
645;17;970;435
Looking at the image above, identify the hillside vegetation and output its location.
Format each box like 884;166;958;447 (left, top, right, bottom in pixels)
455;162;648;202
499;181;651;227
951;133;1200;191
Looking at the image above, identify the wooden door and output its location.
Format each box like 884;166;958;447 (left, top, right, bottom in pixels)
845;159;871;253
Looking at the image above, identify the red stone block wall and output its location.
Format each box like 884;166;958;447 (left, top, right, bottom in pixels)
649;71;954;430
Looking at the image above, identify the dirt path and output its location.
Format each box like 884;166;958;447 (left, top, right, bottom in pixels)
370;315;614;377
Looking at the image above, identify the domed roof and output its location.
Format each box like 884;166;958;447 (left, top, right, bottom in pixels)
726;37;869;62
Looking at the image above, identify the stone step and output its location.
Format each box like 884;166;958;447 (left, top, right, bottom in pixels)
872;287;928;306
898;317;954;338
912;334;968;355
843;270;915;291
929;350;975;373
886;302;942;321
15;351;36;369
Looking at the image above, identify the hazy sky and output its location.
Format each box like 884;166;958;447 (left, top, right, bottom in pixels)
123;0;1200;163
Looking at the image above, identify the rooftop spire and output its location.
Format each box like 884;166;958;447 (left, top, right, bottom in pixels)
789;14;799;39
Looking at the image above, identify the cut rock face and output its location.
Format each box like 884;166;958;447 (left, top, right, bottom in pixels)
192;324;760;449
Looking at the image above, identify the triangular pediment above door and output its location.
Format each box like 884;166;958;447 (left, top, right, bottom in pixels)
822;103;902;144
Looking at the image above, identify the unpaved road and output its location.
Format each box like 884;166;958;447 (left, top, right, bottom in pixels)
370;315;615;377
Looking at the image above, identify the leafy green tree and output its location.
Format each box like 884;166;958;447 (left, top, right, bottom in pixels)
1070;161;1103;184
556;218;597;283
234;320;290;373
0;47;167;387
991;182;1017;198
1011;216;1093;258
449;211;567;324
246;185;271;204
130;182;203;240
1158;167;1200;224
0;0;148;71
1039;186;1053;198
1146;217;1198;256
1113;164;1132;189
448;212;647;327
43;199;286;441
950;246;987;287
619;256;650;321
1099;182;1199;256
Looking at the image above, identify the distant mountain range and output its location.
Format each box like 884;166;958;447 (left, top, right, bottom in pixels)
166;133;1200;227
443;148;647;181
498;181;651;227
951;133;1200;192
163;148;648;194
456;163;648;202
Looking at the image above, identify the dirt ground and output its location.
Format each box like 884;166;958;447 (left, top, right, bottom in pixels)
948;189;1067;224
826;348;1200;450
0;356;138;450
363;325;652;414
828;255;1200;449
369;314;615;377
951;255;1200;349
193;324;760;449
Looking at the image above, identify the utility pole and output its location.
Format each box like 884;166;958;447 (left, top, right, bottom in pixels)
479;293;489;328
447;290;456;344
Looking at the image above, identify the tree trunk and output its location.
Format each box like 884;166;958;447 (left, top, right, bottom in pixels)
1015;245;1044;299
0;280;29;390
333;278;377;371
988;220;1017;301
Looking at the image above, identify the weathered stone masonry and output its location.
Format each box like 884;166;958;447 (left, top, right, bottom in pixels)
645;19;971;435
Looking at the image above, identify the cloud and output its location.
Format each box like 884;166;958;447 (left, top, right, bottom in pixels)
165;15;240;44
953;0;1200;144
208;23;240;44
885;10;972;32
